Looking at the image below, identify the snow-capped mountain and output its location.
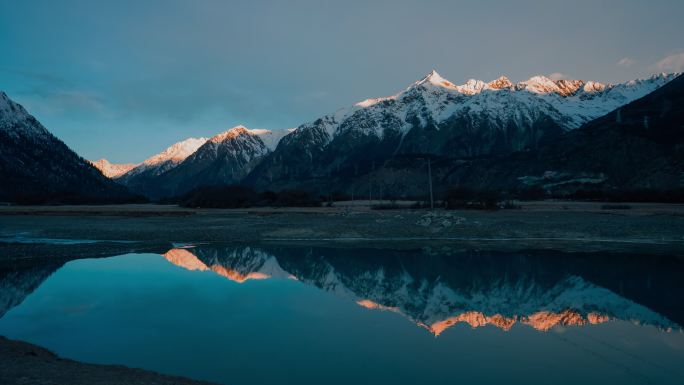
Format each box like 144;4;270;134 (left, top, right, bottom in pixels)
444;72;684;194
119;136;208;179
245;128;294;151
116;125;294;198
116;136;208;197
340;70;675;135
143;125;278;198
0;91;141;203
246;71;677;193
107;70;678;199
89;158;137;178
161;245;681;335
0;92;51;139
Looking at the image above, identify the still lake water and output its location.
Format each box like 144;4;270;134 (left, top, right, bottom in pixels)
1;244;683;384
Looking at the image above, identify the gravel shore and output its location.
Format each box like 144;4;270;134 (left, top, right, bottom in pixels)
1;201;683;257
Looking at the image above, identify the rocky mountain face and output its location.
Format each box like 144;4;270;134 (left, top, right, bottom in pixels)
115;136;208;197
243;71;677;195
89;159;137;178
443;73;684;195
137;126;280;198
80;70;678;200
0;92;142;204
114;126;292;199
161;245;682;335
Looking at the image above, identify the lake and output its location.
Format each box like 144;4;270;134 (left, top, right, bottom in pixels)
1;244;683;384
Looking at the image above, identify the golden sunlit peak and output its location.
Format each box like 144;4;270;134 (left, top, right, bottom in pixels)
522;310;611;331
209;265;271;283
356;299;400;313
209;125;252;143
162;248;209;271
424;312;518;336
414;310;612;337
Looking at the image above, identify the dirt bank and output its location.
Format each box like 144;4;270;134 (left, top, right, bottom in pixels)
0;336;217;385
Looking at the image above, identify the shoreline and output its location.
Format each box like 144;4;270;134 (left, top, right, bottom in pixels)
1;201;682;257
1;201;683;383
0;336;217;385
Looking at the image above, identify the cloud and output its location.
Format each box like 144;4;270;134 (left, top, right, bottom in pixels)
617;57;634;67
655;52;684;73
547;72;567;81
21;90;108;117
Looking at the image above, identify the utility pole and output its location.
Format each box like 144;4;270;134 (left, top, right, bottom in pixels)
427;158;434;210
369;161;374;203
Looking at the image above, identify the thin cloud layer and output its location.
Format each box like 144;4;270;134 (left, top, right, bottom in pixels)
656;52;684;73
617;57;634;67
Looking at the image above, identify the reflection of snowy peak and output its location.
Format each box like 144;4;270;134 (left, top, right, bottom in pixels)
163;247;292;283
161;246;680;335
0;263;62;318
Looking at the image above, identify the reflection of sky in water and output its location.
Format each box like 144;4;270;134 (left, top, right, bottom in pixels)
0;252;683;385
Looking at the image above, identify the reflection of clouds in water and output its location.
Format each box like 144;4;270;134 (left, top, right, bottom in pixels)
61;302;97;315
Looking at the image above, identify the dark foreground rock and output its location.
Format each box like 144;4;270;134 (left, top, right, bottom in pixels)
0;336;217;385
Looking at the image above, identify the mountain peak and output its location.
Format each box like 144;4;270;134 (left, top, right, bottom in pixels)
415;70;456;89
517;75;582;96
209;125;253;143
487;76;513;90
582;80;606;93
456;79;488;95
89;158;137;178
143;137;208;166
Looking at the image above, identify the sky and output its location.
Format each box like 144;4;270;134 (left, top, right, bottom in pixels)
1;0;684;163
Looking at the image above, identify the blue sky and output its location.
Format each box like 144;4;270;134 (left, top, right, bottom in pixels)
1;0;683;163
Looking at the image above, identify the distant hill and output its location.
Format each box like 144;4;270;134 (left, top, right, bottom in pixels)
0;92;144;204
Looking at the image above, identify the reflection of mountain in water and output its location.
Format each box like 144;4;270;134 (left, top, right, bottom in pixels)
163;247;294;283
163;245;682;335
0;261;64;318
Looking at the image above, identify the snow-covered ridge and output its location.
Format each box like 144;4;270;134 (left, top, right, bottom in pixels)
88;159;137;178
247;128;295;151
299;70;679;144
142;137;208;166
208;125;293;151
0;91;50;138
119;136;208;179
0;92;30;122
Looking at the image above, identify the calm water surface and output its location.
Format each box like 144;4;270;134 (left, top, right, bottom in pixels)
1;244;683;384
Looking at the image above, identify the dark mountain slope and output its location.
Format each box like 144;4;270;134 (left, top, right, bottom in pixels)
0;92;143;204
442;73;684;195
